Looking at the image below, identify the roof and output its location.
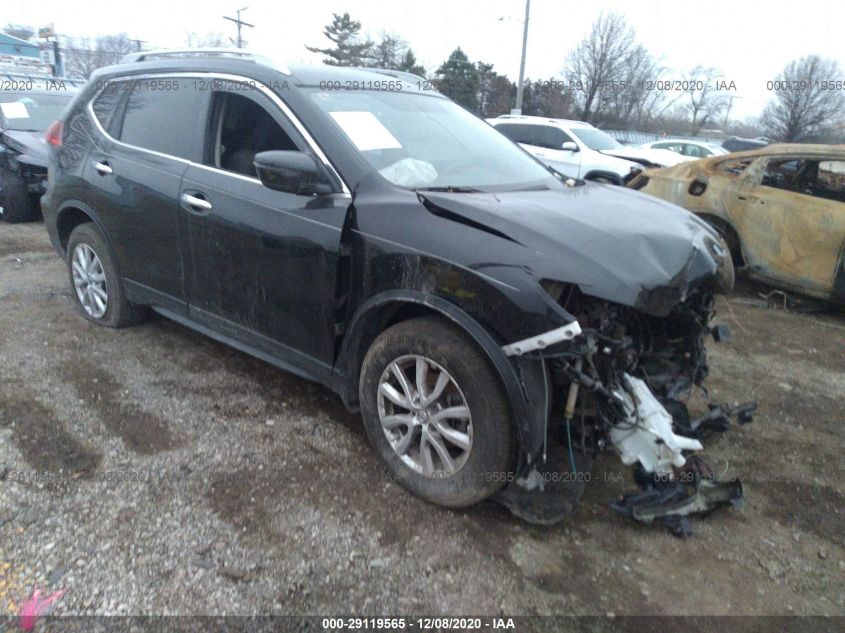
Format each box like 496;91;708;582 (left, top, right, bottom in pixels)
492;114;594;128
0;33;40;59
108;49;434;93
723;143;845;159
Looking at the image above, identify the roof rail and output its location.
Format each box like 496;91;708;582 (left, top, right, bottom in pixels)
119;48;290;74
350;67;428;84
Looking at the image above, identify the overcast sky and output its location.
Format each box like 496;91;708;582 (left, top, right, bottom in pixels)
7;0;845;119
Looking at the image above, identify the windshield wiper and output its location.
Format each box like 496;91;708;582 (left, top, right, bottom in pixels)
414;186;482;193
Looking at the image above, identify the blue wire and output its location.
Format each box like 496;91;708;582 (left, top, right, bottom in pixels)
566;418;578;477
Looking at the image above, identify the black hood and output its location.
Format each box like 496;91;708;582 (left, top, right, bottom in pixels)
419;183;731;316
1;130;48;166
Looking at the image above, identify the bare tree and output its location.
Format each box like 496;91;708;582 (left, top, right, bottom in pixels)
64;34;138;79
185;31;230;48
761;55;845;141
679;66;730;135
604;45;665;128
564;12;638;124
367;32;406;69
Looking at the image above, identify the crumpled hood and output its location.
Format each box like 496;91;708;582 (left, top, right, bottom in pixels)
1;130;48;166
601;146;692;167
420;183;731;316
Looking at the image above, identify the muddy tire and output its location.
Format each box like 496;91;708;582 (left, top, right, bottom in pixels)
359;316;515;508
66;223;147;328
0;170;37;223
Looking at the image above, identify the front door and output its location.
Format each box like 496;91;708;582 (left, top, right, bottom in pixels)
181;85;350;375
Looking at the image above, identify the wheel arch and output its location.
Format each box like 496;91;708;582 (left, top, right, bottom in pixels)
698;212;745;267
337;290;534;454
582;170;624;186
55;200;109;257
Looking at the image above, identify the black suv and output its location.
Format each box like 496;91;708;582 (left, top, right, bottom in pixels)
43;50;735;522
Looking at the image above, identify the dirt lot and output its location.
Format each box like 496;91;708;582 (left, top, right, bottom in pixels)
1;221;844;619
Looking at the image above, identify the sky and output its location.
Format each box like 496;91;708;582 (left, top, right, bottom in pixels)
6;0;845;120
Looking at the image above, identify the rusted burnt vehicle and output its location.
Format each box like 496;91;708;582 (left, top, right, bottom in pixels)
628;145;845;303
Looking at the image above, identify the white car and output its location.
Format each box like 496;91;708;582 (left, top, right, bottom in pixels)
487;115;690;185
640;139;729;159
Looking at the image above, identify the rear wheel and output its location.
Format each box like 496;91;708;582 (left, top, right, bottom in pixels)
0;170;37;223
66;223;147;327
359;316;515;508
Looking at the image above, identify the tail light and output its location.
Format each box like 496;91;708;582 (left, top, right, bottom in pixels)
46;120;63;147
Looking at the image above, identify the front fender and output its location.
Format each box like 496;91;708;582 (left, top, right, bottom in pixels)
336;289;550;469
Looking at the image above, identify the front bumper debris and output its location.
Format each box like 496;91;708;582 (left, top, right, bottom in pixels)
610;458;743;537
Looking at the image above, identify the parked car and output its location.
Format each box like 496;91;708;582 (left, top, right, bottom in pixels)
42;50;737;525
640;139;728;159
487;115;690;185
628;144;845;303
722;136;769;152
0;77;76;222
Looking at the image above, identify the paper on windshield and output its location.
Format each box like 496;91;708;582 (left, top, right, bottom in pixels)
330;111;401;151
0;101;29;119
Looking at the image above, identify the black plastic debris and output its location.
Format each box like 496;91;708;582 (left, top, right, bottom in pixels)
675;401;757;439
610;459;743;537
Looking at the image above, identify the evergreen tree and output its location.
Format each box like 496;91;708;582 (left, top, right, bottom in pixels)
435;48;479;111
306;13;373;66
398;49;426;77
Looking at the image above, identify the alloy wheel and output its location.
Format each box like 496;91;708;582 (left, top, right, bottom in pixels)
71;243;109;319
376;354;473;477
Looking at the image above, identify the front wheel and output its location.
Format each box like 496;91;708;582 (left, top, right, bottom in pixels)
359;316;515;508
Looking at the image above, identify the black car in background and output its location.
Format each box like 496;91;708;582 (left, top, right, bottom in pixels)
0;75;77;222
41;50;736;524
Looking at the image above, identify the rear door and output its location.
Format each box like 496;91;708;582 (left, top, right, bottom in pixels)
730;156;845;295
180;83;349;375
85;76;205;311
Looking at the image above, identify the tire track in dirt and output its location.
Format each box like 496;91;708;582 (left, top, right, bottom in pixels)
59;359;177;454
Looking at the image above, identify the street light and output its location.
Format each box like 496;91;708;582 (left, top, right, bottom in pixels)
498;0;531;115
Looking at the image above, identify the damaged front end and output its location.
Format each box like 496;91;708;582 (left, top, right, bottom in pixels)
494;282;752;535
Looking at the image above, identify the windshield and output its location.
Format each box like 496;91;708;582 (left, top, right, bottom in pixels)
0;92;72;132
571;127;622;151
308;89;558;191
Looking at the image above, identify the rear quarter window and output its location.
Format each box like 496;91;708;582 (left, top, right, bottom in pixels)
91;81;132;135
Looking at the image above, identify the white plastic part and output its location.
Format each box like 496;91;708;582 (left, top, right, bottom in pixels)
502;321;582;357
609;374;703;474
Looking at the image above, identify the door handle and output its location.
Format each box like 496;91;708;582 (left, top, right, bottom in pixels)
180;192;212;213
94;161;113;175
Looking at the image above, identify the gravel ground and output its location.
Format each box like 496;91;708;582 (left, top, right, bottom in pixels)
1;221;844;618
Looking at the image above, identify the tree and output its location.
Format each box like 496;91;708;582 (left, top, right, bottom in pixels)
185;31;229;48
435;48;479;111
678;66;731;135
761;55;845;141
477;62;515;117
368;32;405;69
64;34;138;79
522;78;574;119
398;49;426;77
3;25;35;41
564;12;637;124
306;13;373;67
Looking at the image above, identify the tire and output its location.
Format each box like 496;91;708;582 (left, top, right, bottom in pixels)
66;223;147;328
359;316;515;508
0;170;37;223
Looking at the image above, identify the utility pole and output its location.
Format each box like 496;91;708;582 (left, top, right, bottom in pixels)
223;7;254;49
514;0;530;114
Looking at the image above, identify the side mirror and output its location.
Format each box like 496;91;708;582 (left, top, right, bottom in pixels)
561;141;579;152
253;150;333;196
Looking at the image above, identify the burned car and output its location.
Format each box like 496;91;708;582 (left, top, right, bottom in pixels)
0;78;76;222
42;50;742;530
629;145;845;303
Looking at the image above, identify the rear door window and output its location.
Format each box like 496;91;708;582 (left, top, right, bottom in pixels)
116;78;204;161
495;123;537;146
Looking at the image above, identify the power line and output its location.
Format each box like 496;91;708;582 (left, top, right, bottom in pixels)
222;7;254;49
